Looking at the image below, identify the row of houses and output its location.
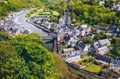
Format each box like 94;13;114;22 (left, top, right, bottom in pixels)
93;39;111;55
90;48;120;74
110;59;120;74
97;26;120;37
58;17;93;35
57;24;94;45
61;49;81;63
0;11;30;36
32;15;50;23
60;39;111;63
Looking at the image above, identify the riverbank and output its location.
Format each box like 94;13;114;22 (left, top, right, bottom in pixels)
17;10;48;37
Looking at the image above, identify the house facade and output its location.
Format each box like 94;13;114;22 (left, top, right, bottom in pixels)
97;46;110;55
110;59;120;74
61;51;81;63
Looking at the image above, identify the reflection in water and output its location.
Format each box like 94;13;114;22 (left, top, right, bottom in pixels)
17;13;53;51
17;13;47;37
45;43;53;52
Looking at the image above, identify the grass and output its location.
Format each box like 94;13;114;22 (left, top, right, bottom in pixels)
84;64;101;73
52;11;60;16
47;0;60;2
30;8;59;17
38;11;51;15
79;60;90;66
38;10;59;16
59;45;67;50
69;67;99;79
81;54;89;59
30;8;44;17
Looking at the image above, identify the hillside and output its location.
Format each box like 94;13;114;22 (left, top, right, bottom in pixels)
0;0;43;19
49;0;120;27
0;32;78;79
47;0;61;2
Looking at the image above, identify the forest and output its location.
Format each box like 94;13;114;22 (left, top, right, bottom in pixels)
48;0;120;27
0;32;78;79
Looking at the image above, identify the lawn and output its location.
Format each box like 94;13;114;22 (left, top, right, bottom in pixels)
52;11;60;16
47;0;60;2
84;64;101;73
30;7;59;17
69;67;99;79
30;8;44;17
38;11;51;15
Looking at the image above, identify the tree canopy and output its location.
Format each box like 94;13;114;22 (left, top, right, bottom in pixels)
49;0;120;27
0;0;43;19
0;33;57;79
0;32;78;79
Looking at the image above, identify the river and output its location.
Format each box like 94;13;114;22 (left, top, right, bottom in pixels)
16;12;53;51
16;13;48;37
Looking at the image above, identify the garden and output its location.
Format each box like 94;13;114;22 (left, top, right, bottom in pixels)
84;64;101;73
79;57;102;73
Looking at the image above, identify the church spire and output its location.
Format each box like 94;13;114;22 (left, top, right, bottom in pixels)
64;0;71;27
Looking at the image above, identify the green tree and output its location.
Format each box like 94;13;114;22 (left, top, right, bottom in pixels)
0;45;31;79
0;33;58;79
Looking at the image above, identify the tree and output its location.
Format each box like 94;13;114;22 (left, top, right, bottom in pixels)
0;45;31;79
84;37;93;44
0;33;58;79
109;38;120;59
100;31;107;39
50;15;58;22
52;0;120;27
0;32;9;41
0;0;43;19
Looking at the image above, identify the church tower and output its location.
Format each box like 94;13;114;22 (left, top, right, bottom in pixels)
64;0;71;27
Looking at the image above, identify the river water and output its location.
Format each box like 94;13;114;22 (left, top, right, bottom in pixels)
17;12;53;51
17;13;48;37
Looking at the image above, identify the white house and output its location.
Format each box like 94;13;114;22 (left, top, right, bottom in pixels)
83;45;89;52
77;42;89;53
98;39;111;46
41;21;51;29
32;15;50;22
62;48;75;54
110;59;120;74
68;37;78;47
70;40;78;47
59;18;65;26
81;24;88;28
80;29;86;36
75;29;81;36
97;46;110;55
61;51;81;63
